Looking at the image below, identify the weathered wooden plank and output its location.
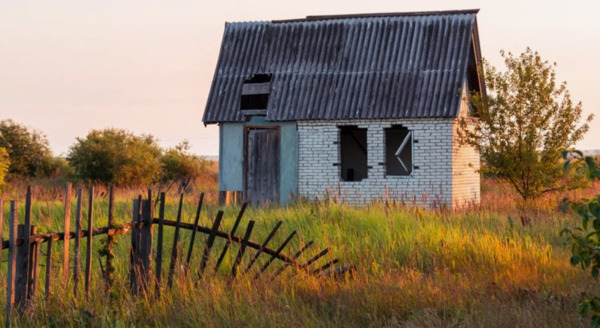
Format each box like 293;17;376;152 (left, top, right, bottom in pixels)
15;225;28;310
129;198;141;293
139;199;153;291
254;231;296;279
167;194;184;289
28;226;39;303
45;238;53;298
231;220;255;277
214;203;247;272
105;185;114;289
73;188;82;297
312;259;339;274
272;241;316;278
185;193;204;271
84;187;94;300
63;182;71;283
246;129;279;206
199;211;223;275
6;201;18;328
241;82;270;95
244;221;282;273
155;192;165;298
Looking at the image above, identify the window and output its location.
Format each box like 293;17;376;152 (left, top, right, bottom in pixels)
240;74;271;111
385;126;413;176
339;126;368;181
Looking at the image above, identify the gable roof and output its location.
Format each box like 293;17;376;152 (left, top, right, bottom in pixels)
203;9;483;124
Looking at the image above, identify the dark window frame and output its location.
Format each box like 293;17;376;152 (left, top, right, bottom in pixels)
384;125;413;177
338;125;368;182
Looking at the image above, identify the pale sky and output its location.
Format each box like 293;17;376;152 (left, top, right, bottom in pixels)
1;0;599;156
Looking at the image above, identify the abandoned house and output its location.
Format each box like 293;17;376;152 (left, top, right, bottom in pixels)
202;9;484;208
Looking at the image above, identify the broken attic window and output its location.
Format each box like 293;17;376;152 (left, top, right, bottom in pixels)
339;126;368;182
385;126;413;176
241;74;272;111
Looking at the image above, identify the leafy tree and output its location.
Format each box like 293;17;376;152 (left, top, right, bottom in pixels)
160;140;206;192
561;151;600;326
0;119;54;177
459;48;593;201
68;128;162;186
0;147;9;191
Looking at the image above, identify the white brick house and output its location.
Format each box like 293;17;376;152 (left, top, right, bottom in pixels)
203;10;485;208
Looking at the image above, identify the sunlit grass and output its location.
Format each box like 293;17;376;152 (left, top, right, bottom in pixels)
0;178;598;326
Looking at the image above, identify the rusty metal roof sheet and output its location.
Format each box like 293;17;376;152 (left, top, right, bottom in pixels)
203;10;481;124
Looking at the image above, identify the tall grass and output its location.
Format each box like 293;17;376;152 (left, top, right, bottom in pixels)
0;178;597;327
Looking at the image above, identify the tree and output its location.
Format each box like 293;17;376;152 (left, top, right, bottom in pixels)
68;128;163;186
160;141;206;192
561;151;600;327
0;119;54;177
459;48;593;201
0;147;9;191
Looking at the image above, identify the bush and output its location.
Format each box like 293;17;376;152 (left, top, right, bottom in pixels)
0;119;54;177
0;147;9;191
68;128;162;186
160;141;207;191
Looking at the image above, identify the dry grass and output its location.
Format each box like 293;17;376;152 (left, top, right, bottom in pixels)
0;168;599;327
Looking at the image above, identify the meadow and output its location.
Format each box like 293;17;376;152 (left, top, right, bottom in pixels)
1;171;600;327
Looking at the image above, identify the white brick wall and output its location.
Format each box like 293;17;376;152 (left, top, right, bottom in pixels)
297;93;481;208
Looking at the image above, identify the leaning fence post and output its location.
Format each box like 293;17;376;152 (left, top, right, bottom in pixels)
84;187;94;300
73;188;82;297
6;201;18;328
155;192;165;298
231;220;255;277
27;226;39;303
199;211;224;275
15;189;32;311
167;194;184;289
139;198;153;292
63;182;71;283
130;198;141;293
105;185;115;292
45;238;53;298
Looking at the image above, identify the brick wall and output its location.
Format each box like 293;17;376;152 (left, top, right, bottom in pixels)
297;97;481;208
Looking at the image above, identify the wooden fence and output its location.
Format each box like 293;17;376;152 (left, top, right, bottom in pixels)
1;184;349;327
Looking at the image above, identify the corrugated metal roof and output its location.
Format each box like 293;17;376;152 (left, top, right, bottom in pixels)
203;10;481;124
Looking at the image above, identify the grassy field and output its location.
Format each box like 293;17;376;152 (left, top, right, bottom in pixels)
1;175;600;327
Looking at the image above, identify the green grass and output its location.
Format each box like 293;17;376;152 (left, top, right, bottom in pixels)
0;185;598;327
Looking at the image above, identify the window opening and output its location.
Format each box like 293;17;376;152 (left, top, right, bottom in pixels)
339;126;368;181
385;126;413;176
241;74;272;111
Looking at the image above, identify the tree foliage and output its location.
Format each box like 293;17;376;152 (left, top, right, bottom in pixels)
0;119;54;177
68;128;162;186
161;140;205;186
561;151;600;326
0;147;9;191
459;48;593;201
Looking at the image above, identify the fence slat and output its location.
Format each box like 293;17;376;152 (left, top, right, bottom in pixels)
73;188;82;297
6;201;18;328
84;187;94;300
231;220;255;277
244;221;282;274
214;203;247;273
167;194;184;289
28;226;39;302
139;199;153;292
130;198;141;293
271;241;315;278
255;231;296;278
45;238;53;298
185;193;204;272
199;211;224;275
105;185;114;290
63;182;71;283
155;192;165;298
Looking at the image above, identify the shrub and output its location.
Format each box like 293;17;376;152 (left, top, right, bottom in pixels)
161;141;206;189
0;147;9;191
68;128;162;186
0;119;54;177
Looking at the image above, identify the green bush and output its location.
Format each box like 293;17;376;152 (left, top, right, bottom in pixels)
0;119;54;177
0;147;9;191
161;141;206;186
68;128;163;186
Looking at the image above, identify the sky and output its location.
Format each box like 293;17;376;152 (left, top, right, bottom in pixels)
1;0;599;156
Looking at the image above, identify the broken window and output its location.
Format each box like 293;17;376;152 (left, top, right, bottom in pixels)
385;126;413;176
241;74;271;111
339;126;368;181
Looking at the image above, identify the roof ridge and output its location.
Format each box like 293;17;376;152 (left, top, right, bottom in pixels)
272;9;479;24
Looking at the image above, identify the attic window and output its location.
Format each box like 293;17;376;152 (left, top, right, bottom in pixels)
339;126;368;182
241;74;271;111
385;126;413;176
